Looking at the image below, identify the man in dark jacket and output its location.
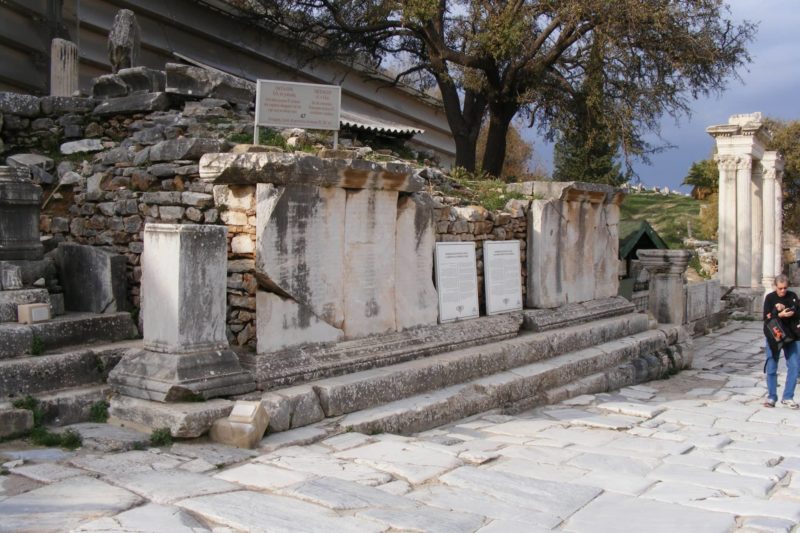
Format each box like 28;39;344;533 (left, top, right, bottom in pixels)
763;274;799;408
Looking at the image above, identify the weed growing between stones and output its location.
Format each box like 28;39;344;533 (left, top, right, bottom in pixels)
12;395;43;426
12;396;83;449
88;400;109;423
30;335;44;356
149;427;172;446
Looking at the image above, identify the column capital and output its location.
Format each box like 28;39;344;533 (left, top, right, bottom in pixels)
714;154;739;173
637;249;692;276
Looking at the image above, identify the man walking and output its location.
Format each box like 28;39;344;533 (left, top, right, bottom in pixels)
763;275;799;408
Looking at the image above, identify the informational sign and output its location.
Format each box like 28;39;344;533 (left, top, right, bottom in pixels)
434;242;479;323
483;240;523;315
255;80;341;131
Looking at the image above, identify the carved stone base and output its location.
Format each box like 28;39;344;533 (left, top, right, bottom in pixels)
109;348;256;402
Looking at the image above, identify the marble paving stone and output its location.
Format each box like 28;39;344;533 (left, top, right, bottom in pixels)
214;462;311;490
258;426;330;452
602;435;695;457
440;466;602;520
481;419;562;437
319;432;374;452
476;519;553;533
662;453;721;470
407;484;562;529
357;505;486;533
741;516;797;533
694;448;784;467
176;491;384;533
256;447;392;485
10;463;87;483
72;503;211;532
678;433;732;450
113;470;238;504
62;423;150;452
562;492;735;533
715;418;800;438
652;409;719;428
562;394;596;406
0;474;42;501
687;496;800;523
565;413;641;430
168;444;257;467
0;476;142;533
535;427;623;447
597;401;666;419
375;479;411;495
571;470;656;496
495;444;581;465
488;458;587;482
277;476;416;510
69;451;184;477
641;480;726;504
749;408;800;427
178;458;217;473
646;463;774;497
714;462;788;482
566;451;661;477
618;388;656;401
335;440;463;484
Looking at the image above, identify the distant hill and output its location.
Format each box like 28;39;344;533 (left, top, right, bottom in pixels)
619;191;708;249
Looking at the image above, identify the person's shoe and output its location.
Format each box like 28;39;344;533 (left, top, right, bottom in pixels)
764;399;776;408
781;399;799;409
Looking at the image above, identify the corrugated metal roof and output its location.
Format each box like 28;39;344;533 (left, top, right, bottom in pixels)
340;110;425;136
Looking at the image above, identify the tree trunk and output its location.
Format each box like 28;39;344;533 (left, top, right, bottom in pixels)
433;71;486;171
481;104;516;178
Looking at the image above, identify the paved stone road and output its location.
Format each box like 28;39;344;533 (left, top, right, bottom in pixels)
2;321;800;532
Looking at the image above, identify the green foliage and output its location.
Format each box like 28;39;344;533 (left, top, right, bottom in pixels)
620;192;707;249
682;159;718;199
688;254;710;279
149;428;173;447
12;395;82;449
88;401;109;423
765;118;800;234
59;429;83;450
698;193;718;241
30;335;44;356
12;395;44;427
443;168;527;211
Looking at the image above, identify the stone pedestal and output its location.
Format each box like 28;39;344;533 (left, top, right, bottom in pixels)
0;166;43;261
109;224;254;402
637;249;692;324
50;38;79;97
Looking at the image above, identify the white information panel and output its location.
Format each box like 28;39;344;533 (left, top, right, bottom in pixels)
483;240;523;315
434;242;479;323
255;80;341;130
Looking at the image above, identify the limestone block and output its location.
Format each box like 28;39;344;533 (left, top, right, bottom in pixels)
343;188;398;337
708;280;721;313
92;73;129;99
526;199;562;308
108;9;140;73
60;139;104;155
6;153;54;172
149;138;225;162
55;243;128;313
594;204;621;299
256;291;343;353
40;96;95;115
395;193;438;329
562;200;600;303
685;282;708;322
92;93;170;116
200;152;423;192
117;67;166;93
0;408;33;439
142;224;228;353
165;63;255;104
0;92;40;117
210;401;269;449
256;183;346;329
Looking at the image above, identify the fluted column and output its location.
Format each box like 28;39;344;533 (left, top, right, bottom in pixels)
715;155;738;287
735;157;753;287
50;38;79;97
750;161;763;288
637;249;692;324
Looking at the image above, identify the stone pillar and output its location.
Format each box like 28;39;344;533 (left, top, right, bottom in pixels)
109;224;255;402
735;157;753;287
750;161;763;288
0;166;44;261
714;155;738;287
108;9;140;73
50;38;79;97
637;249;692;324
761;152;783;289
775;172;784;279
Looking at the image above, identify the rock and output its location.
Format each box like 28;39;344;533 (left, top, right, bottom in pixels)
256;291;344;353
165;63;255;104
108;9;141;73
108;396;234;438
92;92;170;116
60;138;104;155
58;171;82;186
40;96;95;115
54;242;128;313
6;153;54;171
117;66;166;93
149;138;225;162
209;401;270;449
72;504;211;533
92;73;129;99
0;92;40;117
395;193;438;329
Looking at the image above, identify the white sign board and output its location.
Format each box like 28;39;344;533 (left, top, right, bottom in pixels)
483;240;523;315
255;80;341;130
435;242;479;323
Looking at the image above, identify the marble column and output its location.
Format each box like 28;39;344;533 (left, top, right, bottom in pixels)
761;153;780;289
637;249;692;324
50;38;79;97
714;155;738;287
750;161;763;288
735;157;753;287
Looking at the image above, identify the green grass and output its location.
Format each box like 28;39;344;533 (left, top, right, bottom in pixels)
620;191;710;248
440;168;527;211
88;400;109;423
150;428;173;447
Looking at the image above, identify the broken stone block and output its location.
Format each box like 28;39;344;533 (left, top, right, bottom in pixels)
0;166;44;261
0;263;23;290
149;138;225;162
209;401;269;449
60;139;104;155
92;93;170;116
395;193;438;330
342;188;398;337
92;73;129;99
256;291;343;353
256;183;347;331
6;153;54;172
54;242;128;313
117;67;166;93
108;9;141;73
165;63;255;104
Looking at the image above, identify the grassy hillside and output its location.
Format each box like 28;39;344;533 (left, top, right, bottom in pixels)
619;191;709;248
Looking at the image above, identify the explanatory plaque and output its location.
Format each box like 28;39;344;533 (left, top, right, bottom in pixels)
483;240;523;315
255;80;341;130
434;242;479;322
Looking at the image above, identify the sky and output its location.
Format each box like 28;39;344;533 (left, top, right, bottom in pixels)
526;1;800;193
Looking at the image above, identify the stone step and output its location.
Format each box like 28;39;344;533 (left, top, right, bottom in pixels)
333;326;689;436
0;312;139;359
307;313;651;419
239;313;524;390
0;340;139;399
520;296;636;332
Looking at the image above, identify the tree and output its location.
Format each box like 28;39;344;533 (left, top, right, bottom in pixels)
476;121;545;182
682;158;718;200
551;33;624;186
247;1;755;176
765;118;800;234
